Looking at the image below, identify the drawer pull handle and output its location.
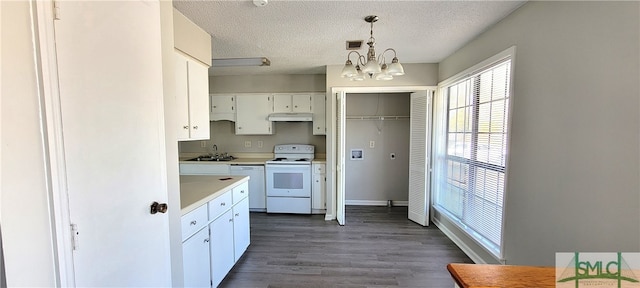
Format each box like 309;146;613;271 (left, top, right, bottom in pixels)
235;213;240;217
190;220;197;226
241;190;245;194
204;238;210;243
229;218;233;222
220;202;226;206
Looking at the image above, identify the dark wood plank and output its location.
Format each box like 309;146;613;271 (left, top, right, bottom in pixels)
219;206;473;288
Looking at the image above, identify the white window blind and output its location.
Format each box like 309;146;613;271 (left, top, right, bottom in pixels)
434;55;512;258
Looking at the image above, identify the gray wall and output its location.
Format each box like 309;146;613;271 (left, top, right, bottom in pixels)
326;63;438;89
436;1;640;265
210;74;325;93
1;1;57;285
345;93;410;204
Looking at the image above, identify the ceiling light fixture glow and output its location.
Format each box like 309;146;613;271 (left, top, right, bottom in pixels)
341;15;405;81
212;57;271;67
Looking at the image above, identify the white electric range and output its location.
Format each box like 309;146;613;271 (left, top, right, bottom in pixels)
265;144;314;214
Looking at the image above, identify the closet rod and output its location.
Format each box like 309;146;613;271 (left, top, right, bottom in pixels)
345;115;410;120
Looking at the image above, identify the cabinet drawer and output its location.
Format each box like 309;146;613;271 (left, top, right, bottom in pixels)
179;163;230;175
181;204;208;241
313;163;325;174
208;191;232;220
233;181;249;204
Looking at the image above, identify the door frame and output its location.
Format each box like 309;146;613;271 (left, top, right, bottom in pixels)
328;86;435;225
34;1;75;285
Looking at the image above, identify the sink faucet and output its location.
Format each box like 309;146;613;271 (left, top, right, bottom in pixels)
212;144;218;156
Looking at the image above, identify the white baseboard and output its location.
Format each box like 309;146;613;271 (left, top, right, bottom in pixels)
324;213;334;221
344;200;408;206
431;217;486;264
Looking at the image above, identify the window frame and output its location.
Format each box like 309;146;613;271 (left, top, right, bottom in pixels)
434;46;516;261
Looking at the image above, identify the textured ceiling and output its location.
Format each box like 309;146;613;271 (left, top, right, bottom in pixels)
173;0;526;76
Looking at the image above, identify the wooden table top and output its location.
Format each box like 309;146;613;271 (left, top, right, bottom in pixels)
447;263;556;288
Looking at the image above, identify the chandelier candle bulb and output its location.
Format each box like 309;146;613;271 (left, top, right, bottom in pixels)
341;15;405;81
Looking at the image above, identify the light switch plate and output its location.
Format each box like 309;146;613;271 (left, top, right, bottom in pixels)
200;141;207;148
244;141;251;148
257;140;264;148
369;140;375;148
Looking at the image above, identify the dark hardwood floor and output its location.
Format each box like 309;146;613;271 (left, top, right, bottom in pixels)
219;206;473;288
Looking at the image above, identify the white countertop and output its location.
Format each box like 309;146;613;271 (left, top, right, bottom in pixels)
180;175;249;215
178;158;272;165
178;152;326;165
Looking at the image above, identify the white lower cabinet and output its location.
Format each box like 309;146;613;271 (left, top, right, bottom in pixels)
181;180;251;287
233;198;250;261
209;210;235;287
182;228;211;288
312;163;326;212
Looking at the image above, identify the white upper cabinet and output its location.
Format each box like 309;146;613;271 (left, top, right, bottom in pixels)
175;53;210;140
173;9;211;66
210;94;236;121
312;93;326;135
273;93;312;113
235;94;274;135
173;9;211;141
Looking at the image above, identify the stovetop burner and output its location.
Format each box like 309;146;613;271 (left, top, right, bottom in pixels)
269;157;310;162
268;144;315;164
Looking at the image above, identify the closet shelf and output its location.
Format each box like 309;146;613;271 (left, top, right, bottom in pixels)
346;115;409;120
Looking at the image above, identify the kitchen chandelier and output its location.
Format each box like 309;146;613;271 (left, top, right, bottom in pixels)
341;15;405;81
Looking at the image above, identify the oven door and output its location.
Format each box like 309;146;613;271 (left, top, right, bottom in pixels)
265;164;311;197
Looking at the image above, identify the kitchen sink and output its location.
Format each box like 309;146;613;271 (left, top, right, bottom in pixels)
186;155;235;162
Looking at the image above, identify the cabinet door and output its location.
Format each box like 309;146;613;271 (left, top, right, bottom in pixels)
292;94;312;113
187;58;210;140
312;164;326;210
235;94;273;135
312;93;326;135
210;210;235;287
233;197;250;261
182;228;211;288
210;94;235;121
273;94;312;113
272;94;291;113
179;163;231;176
176;53;210;141
175;54;191;140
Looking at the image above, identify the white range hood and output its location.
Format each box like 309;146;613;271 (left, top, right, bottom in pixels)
267;113;313;122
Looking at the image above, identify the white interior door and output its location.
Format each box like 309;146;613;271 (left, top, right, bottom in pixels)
408;90;433;226
53;1;171;286
336;91;346;225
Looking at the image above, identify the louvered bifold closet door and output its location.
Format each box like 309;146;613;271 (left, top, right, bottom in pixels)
408;91;433;226
336;91;346;225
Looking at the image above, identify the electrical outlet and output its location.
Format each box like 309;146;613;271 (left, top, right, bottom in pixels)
244;141;251;148
390;153;396;159
200;141;207;148
257;140;264;148
369;140;375;148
